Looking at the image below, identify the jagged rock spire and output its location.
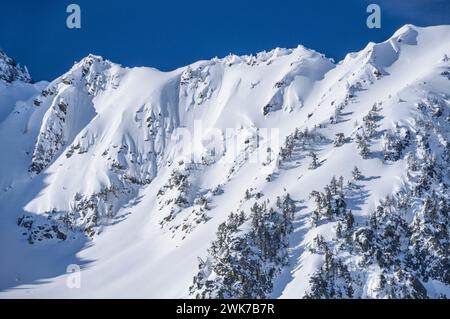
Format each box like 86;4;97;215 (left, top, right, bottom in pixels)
0;49;31;83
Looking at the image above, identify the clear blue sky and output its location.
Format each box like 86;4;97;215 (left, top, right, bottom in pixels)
1;0;449;81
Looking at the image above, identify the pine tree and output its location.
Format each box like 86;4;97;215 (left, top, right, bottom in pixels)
345;210;354;231
336;222;343;238
334;133;345;147
309;151;319;169
352;166;363;181
355;133;370;159
382;125;410;162
280;135;295;160
310;210;320;227
277;194;295;234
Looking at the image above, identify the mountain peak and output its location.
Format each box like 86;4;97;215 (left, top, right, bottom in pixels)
390;24;419;45
70;53;109;73
393;23;417;34
76;53;105;65
0;49;32;83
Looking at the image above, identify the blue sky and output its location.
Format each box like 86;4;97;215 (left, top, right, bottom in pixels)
0;0;449;81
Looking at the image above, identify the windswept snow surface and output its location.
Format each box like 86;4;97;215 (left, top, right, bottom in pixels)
0;25;449;298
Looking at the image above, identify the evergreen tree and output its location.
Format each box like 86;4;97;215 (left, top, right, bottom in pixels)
352;166;363;181
355;133;370;159
280;135;295;160
336;222;343;238
345;210;354;231
309;151;319;169
334;133;346;147
382;125;410;162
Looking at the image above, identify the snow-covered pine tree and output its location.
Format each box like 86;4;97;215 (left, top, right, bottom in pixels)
309;151;319;169
355;133;370;159
382;124;411;162
363;104;380;138
352;166;363;181
334;133;345;147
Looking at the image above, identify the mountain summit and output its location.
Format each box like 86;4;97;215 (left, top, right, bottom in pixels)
0;50;31;83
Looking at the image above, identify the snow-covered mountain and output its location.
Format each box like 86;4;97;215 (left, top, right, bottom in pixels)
0;24;449;298
0;50;31;84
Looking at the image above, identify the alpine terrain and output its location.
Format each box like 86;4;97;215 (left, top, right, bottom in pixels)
0;24;449;298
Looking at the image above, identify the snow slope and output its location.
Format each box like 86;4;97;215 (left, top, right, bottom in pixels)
0;25;449;298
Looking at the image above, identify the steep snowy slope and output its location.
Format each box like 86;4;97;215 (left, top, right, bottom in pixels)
0;25;449;298
0;51;46;190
